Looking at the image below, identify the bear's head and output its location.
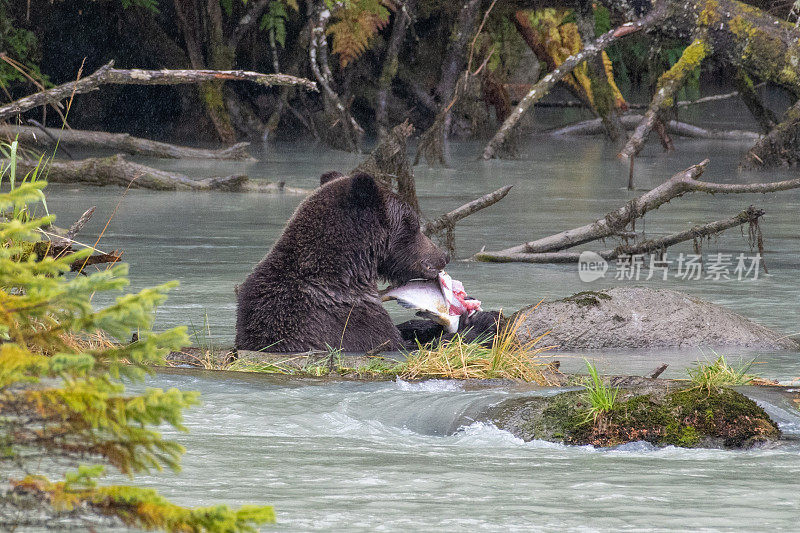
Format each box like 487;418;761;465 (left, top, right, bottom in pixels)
344;172;449;286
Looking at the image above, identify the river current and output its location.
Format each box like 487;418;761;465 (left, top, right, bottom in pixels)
44;100;800;531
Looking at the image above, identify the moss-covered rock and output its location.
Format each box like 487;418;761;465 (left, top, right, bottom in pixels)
486;384;780;449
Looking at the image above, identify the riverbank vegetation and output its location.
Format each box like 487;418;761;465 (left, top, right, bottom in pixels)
1;0;800;167
0;159;273;529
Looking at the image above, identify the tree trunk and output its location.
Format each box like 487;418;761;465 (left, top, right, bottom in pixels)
574;0;627;144
376;0;417;139
734;71;778;134
740;99;800;169
416;0;482;166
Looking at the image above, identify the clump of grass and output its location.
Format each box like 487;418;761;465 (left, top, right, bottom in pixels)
688;352;756;393
582;360;619;424
399;313;555;384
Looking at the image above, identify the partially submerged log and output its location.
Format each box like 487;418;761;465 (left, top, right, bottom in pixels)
10;155;308;193
550;114;761;141
477;207;764;263
475;160;800;263
0;60;317;123
30;208;122;272
1;125;255;161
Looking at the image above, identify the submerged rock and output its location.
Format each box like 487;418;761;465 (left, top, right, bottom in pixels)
484;384;780;449
512;287;797;350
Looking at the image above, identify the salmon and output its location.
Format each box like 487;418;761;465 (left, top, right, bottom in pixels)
381;272;481;333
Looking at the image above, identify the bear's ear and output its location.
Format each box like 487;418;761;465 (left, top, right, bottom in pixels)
349;172;382;209
319;170;343;186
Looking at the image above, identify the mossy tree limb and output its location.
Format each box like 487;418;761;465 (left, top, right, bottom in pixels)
482;2;668;160
619;36;710;159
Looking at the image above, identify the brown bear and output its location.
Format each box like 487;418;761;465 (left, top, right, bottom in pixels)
235;171;450;352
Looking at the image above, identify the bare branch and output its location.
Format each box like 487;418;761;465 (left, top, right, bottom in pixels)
0;61;317;122
423;185;513;236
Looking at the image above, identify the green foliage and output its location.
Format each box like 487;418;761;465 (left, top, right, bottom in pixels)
0;150;273;531
582;360;619;424
0;0;46;87
260;0;294;48
0;140;49;221
688;352;756;393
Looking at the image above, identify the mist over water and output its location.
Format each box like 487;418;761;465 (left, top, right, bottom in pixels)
45;103;800;530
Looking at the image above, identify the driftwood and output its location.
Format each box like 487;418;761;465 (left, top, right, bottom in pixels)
0;60;317;123
352;121;419;212
33;208;122;272
10;155;308;193
550;115;761;141
348;120;511;250
532;89;748;110
474;160;800;263
1;125;255;161
475;207;764;263
481;2;667;160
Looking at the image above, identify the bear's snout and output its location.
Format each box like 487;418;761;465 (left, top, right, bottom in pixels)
420;251;449;278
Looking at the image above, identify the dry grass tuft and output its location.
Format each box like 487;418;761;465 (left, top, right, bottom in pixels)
399;312;556;384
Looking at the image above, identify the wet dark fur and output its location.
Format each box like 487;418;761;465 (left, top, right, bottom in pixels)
235;172;448;352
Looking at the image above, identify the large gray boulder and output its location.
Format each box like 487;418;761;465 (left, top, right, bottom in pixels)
513;287;797;350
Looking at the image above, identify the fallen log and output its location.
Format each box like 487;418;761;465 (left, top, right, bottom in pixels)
0;60;317;123
530;88;749;110
10;154;308;193
1;125;255;161
550;115;760;141
475;206;764;263
474;160;800;262
481;2;667;159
